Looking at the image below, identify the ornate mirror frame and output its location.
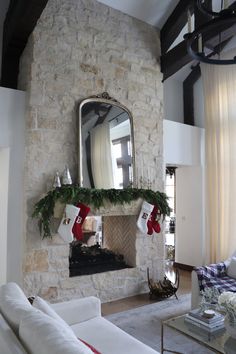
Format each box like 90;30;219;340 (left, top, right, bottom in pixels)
78;92;135;188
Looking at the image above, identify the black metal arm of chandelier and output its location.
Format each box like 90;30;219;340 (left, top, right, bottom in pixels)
184;4;236;64
196;0;225;17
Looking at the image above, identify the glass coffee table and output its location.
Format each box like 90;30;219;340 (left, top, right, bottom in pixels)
161;314;236;354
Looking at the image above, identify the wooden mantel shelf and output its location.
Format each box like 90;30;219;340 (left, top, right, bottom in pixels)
53;199;143;219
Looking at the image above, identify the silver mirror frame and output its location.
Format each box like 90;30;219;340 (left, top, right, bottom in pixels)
78;92;135;188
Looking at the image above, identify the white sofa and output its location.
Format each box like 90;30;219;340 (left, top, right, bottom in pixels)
0;282;159;354
191;251;236;309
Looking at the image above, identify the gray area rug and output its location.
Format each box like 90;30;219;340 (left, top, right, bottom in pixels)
105;294;215;353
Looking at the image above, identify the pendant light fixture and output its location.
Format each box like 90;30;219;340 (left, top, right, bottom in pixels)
184;0;236;64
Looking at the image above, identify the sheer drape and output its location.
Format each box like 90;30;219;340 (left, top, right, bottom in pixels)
201;62;236;263
90;122;114;189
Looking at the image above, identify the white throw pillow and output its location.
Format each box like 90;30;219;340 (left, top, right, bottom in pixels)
0;282;35;334
227;257;236;279
33;296;74;334
19;311;93;354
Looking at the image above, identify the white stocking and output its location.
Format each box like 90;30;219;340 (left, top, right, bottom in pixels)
136;201;153;234
58;204;80;243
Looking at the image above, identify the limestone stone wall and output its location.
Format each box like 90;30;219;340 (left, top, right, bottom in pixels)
18;0;165;302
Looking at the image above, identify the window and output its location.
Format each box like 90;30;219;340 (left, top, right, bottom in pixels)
165;167;176;262
112;136;132;188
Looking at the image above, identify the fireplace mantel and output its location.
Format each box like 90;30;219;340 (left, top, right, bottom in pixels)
33;186;170;239
54;198;143;219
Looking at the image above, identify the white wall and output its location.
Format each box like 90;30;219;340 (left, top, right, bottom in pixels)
175;166;205;266
163;78;184;123
0;87;25;285
164;119;205;266
164;65;205;129
163;120;204;166
0;148;10;285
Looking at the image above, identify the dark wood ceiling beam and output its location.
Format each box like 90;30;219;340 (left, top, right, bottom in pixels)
194;0;212;28
183;65;201;126
161;22;236;81
205;24;236;48
213;36;233;54
1;0;49;89
161;40;193;81
161;0;194;54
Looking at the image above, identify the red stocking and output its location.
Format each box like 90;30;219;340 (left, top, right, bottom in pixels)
72;203;90;241
153;219;161;233
147;205;161;235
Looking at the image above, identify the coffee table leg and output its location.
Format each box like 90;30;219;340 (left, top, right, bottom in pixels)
161;321;184;354
161;322;164;354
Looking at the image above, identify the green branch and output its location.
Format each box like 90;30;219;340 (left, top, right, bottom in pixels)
32;185;171;238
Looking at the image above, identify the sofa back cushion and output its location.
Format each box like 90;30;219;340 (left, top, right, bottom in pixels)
33;296;75;334
51;296;101;326
19;311;93;354
0;282;35;334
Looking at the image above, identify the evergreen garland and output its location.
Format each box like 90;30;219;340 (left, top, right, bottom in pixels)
32;185;171;239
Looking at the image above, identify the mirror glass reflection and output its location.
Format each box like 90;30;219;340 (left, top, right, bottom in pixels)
79;96;134;189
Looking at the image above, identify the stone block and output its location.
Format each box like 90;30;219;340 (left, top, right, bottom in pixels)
80;63;98;75
40;272;60;287
24;249;49;273
39;287;58;301
49;245;69;259
49;258;69;271
59;275;91;290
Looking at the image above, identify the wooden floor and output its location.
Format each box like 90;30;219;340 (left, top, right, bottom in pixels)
102;267;191;316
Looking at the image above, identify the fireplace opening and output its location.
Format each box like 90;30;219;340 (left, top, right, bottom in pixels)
69;242;131;276
69;215;135;277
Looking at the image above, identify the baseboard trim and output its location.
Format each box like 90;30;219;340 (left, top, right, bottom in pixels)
174;262;193;272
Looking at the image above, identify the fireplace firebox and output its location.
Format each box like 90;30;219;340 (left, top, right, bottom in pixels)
69;242;132;276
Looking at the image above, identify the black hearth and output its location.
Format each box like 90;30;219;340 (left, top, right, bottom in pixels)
69;242;132;277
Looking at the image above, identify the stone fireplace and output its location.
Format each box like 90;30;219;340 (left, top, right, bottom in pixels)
19;0;164;303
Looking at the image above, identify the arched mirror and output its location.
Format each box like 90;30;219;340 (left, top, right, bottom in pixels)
78;92;135;189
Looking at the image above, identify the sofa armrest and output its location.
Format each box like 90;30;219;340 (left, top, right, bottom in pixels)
191;262;228;309
0;314;28;354
51;296;101;326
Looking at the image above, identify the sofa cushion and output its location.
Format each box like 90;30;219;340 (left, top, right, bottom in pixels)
71;316;158;354
33;296;75;334
0;282;35;334
79;339;101;354
19;311;94;354
227;257;236;279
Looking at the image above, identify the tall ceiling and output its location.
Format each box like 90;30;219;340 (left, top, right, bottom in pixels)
97;0;179;29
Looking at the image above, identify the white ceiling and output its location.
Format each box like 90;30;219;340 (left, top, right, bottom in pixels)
97;0;179;29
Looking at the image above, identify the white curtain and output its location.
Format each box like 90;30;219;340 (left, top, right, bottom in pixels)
90;122;114;189
201;62;236;263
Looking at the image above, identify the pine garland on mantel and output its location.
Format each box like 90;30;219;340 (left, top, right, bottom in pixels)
32;185;171;239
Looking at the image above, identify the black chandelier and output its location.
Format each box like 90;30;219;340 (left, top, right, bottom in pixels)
184;0;236;64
